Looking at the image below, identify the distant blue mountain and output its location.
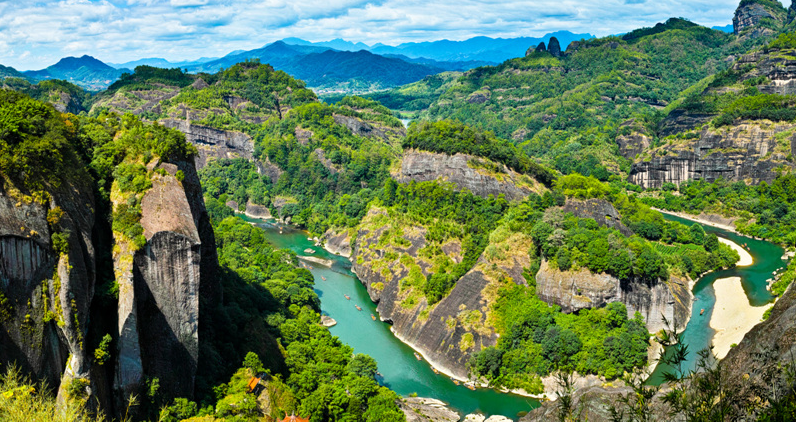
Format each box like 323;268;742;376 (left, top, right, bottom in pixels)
24;55;129;90
109;56;218;70
281;31;595;63
712;24;734;33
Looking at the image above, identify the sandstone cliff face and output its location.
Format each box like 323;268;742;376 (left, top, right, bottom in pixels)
733;1;785;36
395;151;542;201
630;121;796;188
535;261;691;333
352;209;531;378
114;160;219;403
161;119;254;170
0;175;96;397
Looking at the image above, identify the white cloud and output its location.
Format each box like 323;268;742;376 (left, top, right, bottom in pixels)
0;0;745;69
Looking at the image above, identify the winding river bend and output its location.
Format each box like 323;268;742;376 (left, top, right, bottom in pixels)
245;216;541;419
245;212;787;418
648;213;786;384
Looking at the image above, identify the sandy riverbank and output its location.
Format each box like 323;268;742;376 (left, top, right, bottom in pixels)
710;277;772;359
719;237;753;266
653;208;739;233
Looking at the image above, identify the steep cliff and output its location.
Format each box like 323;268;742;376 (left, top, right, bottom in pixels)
351;209;532;378
394;151;544;201
733;0;787;37
113;158;220;405
629;121;796;188
535;261;691;333
0;174;97;398
161;119;254;170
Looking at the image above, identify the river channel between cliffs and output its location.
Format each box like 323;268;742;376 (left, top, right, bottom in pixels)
243;215;541;420
243;212;787;418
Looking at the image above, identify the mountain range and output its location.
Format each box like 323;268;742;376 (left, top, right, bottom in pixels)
282;31;594;63
23;55;129;91
1;32;594;92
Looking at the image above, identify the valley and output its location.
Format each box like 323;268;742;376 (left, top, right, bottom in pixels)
2;0;796;421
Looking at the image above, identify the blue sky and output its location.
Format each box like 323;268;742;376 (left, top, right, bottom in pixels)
0;0;775;70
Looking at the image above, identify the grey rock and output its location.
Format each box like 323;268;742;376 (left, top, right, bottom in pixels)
400;397;460;422
561;198;633;237
323;228;352;258
352;209;531;378
333;114;406;143
114;161;220;403
535;260;691;333
630;122;796;189
395;151;538;201
161;119;253;170
733;2;785;36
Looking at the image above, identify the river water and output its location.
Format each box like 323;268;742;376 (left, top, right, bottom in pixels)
244;212;787;417
647;213;786;384
243;216;541;420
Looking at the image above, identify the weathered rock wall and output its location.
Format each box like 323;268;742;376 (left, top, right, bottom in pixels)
352;209;530;378
630;122;796;189
535;260;691;333
114;160;219;403
733;2;785;36
0;175;97;398
161;119;254;170
395;151;541;201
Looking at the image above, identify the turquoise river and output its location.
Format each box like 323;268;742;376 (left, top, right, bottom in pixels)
244;212;788;419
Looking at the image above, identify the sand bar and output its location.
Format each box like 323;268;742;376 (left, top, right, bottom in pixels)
710;277;771;359
719;237;753;267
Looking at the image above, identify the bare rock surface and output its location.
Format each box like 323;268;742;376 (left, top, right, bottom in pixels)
395;151;541;201
400;397;460;422
630;121;796;189
161;119;254;170
535;260;691;333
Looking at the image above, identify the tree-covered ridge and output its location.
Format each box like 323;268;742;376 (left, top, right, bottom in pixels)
403;120;556;186
638;174;796;246
106;65;196;93
360;71;462;113
372;20;775;181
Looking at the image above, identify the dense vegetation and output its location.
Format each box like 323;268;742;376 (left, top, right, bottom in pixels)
638;175;796;246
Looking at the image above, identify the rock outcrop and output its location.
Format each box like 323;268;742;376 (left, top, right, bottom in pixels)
400;397;460;422
0;173;97;400
395;151;543;201
323;228;352;258
630;121;796;189
733;0;786;36
114;160;220;404
91;85;181;116
548;37;562;58
332;114;406;144
352;209;532;378
535;260;691;333
562;198;633;237
161;119;254;170
527;42;547;56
